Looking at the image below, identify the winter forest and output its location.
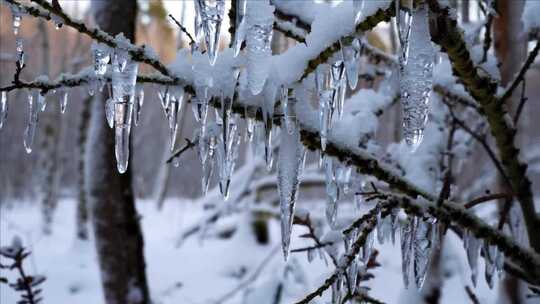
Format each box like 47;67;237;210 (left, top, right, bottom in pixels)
0;0;540;303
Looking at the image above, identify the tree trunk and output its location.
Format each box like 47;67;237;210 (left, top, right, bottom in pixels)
86;1;150;303
37;19;61;235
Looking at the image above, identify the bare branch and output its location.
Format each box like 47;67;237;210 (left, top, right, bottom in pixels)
500;39;540;103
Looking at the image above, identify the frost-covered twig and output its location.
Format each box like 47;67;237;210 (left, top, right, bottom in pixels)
428;0;540;252
5;0;177;79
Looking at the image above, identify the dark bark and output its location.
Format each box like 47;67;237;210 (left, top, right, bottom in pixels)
86;1;150;303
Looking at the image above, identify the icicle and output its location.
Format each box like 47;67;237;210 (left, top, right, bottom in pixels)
245;117;255;142
482;241;497;289
413;218;432;288
263;118;273;171
11;6;21;36
331;275;343;304
217;121;240;200
201;126;217;195
233;0;247;56
376;211;385;245
401;216;416;288
316;64;334;151
194;0;203;41
280;87;295;135
246;0;274;95
307;248;315;263
105;98;114;129
361;231;374;263
168;87;185;151
399;3;433;150
60;90;68;114
0;91;7;129
92;43;110;77
462;231;480;286
195;86;210;133
112;60;138;174
341;38;361;90
15;37;24;68
336;165;352;194
133;87;144;126
24;93;38;154
197;0;225;65
331;60;346;118
347;259;358;293
37;92;46;112
324;156;339;227
396;0;414;65
353;0;365;24
278;114;304;260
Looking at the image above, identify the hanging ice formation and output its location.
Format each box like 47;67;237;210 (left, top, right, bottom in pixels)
324;156;339;227
316;64;333;152
111;52;139;174
15;38;24;68
92;43;110;77
396;0;413;65
246;0;274;95
168;87;185;151
400;216;415;288
340;38;361;90
11;5;22;36
199;123;219;195
233;0;247;56
23;92;38;154
0;92;7;129
217;118;240;200
105;97;114;129
398;2;434;150
413;218;433;288
133;87;144;126
463;230;480;286
60;90;68;114
353;0;365;24
278;94;303;260
196;0;225;65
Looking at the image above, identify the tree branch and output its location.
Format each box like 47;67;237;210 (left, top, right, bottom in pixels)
428;0;540;252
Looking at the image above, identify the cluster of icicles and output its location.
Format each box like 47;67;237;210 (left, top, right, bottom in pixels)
0;0;480;294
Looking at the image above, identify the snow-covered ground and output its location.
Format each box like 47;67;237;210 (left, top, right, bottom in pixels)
0;199;527;303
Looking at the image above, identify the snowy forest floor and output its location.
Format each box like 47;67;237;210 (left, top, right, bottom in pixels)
0;199;530;304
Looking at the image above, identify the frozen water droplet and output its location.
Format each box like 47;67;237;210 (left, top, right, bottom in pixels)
399;3;433;150
246;0;274;95
464;230;480;286
278;115;304;260
24;93;38;154
37;93;46;112
217;121;240;200
197;0;225;65
0;91;8;129
60;91;68;114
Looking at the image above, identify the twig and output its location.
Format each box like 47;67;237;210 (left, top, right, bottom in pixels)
168;14;196;47
464;193;513;209
513;78;528;124
437;122;457;206
465;285;480;304
166;138;197;164
500;39;540;103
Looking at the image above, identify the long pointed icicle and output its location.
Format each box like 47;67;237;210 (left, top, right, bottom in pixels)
278;99;303;260
0;92;7;129
413;218;433;288
399;2;433;150
464;230;480;286
112;58;138;174
316;64;333;152
401;216;416;288
168;87;184;151
233;0;247;57
60;91;68;114
341;38;361;90
197;0;225;65
24;92;38;154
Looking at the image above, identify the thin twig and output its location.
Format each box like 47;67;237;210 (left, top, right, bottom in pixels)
165;138;197;164
168;14;196;47
513;78;528;124
500;39;540;103
464;193;513;209
465;285;480;304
